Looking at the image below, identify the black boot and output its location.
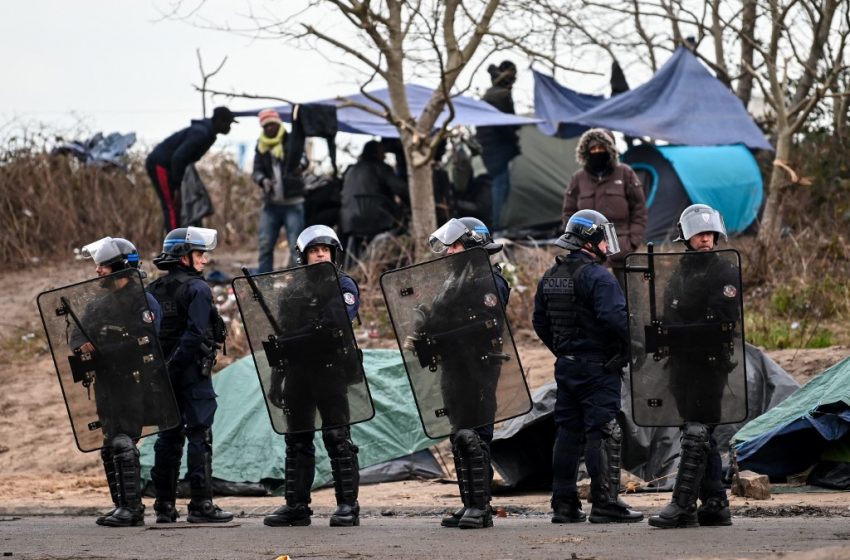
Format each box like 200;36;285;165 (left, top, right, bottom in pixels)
95;447;120;526
552;494;586;524
102;437;145;527
441;448;467;528
649;423;709;529
154;501;178;524
186;450;233;523
264;448;315;527
455;430;493;530
152;434;182;524
329;444;360;527
698;480;732;526
588;420;643;524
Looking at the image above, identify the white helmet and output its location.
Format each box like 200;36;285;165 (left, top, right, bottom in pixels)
296;225;343;264
676;204;727;244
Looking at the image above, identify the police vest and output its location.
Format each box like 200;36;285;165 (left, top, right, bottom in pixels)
541;257;612;356
146;268;197;357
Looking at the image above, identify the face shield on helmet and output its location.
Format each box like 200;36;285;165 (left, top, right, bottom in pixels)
296;225;343;264
676;204;727;244
555;210;620;258
162;227;218;257
81;237;141;269
429;218;502;255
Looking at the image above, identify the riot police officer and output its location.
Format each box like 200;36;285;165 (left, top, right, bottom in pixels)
648;204;739;529
74;237;161;527
426;217;510;530
263;225;363;528
532;210;643;524
147;227;233;524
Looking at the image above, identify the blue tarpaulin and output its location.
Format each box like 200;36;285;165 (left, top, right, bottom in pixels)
656;145;763;234
533;48;772;151
235;84;541;138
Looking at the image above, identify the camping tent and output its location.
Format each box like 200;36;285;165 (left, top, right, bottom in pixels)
622;144;764;242
234;84;541;138
732;355;850;486
533;47;772;151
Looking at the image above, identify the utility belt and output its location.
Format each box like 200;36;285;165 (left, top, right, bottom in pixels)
560;353;626;374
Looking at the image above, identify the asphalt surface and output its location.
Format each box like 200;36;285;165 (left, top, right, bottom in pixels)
2;514;850;560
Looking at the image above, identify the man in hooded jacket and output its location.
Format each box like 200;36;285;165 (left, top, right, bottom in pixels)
561;128;647;287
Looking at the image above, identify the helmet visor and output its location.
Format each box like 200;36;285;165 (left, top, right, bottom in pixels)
81;237;121;266
296;225;340;253
601;222;620;256
186;227;218;252
428;219;467;254
680;210;727;241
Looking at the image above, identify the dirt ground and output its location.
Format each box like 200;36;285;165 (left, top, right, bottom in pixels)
1;252;848;517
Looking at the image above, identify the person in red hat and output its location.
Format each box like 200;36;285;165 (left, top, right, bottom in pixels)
145;107;236;233
252;108;306;272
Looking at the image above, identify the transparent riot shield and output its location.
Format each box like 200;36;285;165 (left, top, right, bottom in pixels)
380;247;532;439
37;268;180;452
232;261;374;435
625;248;747;427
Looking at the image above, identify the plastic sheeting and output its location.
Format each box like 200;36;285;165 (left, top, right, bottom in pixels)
235;84;541;139
733;354;850;480
490;344;798;490
533;48;772;150
139;349;436;492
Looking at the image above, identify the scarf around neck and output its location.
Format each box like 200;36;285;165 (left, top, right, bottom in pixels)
257;127;286;160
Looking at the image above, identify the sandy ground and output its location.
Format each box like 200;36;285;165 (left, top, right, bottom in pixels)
1;253;849;517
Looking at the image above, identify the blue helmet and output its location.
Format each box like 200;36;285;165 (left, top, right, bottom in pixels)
154;227;218;269
81;236;143;275
556;210;620;260
429;217;502;255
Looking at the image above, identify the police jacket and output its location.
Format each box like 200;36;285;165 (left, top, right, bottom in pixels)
70;284;162;350
146;264;218;371
146;118;218;190
532;251;627;358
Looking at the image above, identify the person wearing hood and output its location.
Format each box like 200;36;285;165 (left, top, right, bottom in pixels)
146;107;236;233
477;60;520;231
561;128;646;287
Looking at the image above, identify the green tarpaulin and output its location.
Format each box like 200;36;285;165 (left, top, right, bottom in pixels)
140;349;438;490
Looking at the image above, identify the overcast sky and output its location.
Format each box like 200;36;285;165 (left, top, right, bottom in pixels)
0;1;616;164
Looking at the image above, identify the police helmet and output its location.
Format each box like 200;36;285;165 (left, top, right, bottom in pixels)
556;209;620;259
153;227;218;269
81;237;144;276
296;225;343;265
429;217;503;255
675;204;727;245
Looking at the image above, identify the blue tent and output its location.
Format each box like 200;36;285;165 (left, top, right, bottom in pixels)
622;143;764;241
532;70;604;137
533;48;772;151
235;83;540;138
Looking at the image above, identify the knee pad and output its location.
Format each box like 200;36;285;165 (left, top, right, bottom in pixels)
600;418;622;443
185;426;212;447
110;434;136;458
453;429;481;454
682;422;710;448
285;433;316;458
323;427;357;458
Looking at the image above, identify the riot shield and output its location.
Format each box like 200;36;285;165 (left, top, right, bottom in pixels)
232;261;373;435
625;248;747;427
37;268;180;452
380;247;532;439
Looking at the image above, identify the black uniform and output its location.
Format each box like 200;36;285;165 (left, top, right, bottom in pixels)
533;251;641;523
147;263;227;522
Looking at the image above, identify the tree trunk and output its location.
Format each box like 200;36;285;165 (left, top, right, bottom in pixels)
736;0;756;108
754;131;792;278
402;136;437;259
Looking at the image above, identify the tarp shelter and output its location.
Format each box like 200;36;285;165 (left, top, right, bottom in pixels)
622;144;764;242
139;349;436;492
234;84;541;138
501;126;580;231
491;344;798;490
533;47;772;150
732;354;850;486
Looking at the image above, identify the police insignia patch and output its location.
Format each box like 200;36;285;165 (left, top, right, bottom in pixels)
483;293;498;307
142;310;155;324
343;292;356;305
723;284;737;298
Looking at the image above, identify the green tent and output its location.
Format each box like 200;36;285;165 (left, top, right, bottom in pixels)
140;349;437;491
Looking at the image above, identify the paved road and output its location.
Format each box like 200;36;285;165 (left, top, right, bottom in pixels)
2;514;850;560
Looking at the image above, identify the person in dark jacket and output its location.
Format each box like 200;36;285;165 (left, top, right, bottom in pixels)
421;217;510;530
648;204;739;529
252;108;305;272
561;128;647;288
477;60;520;231
147;227;233;525
72;237;162;528
263;225;363;528
146;107;236;233
340;140;408;241
533;210;643;525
